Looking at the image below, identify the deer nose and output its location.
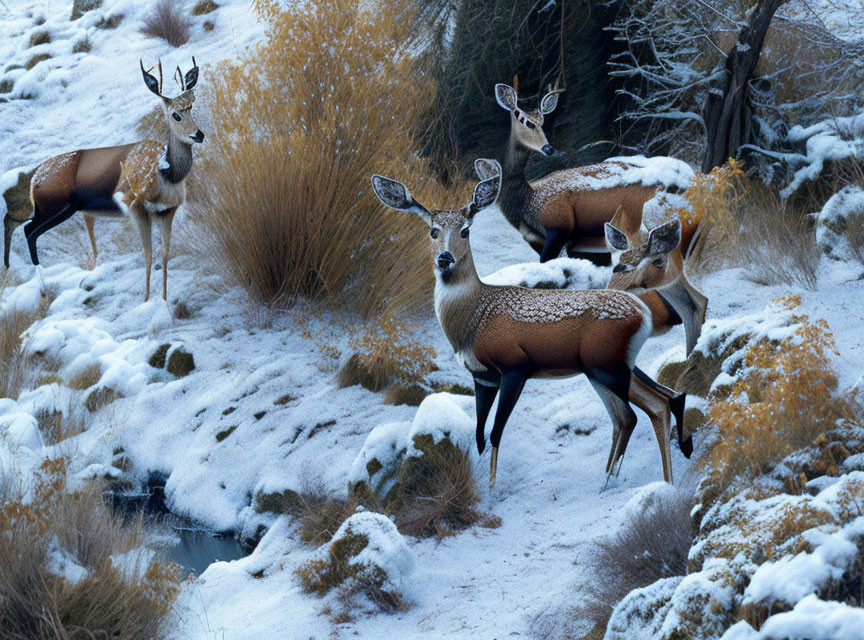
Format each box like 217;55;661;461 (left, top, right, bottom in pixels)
191;130;205;143
613;263;628;273
437;251;455;271
541;144;555;156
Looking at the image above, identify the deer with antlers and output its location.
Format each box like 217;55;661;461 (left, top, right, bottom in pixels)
11;58;203;301
371;160;691;489
482;82;708;353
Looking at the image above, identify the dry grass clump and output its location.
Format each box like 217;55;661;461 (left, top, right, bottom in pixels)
34;399;89;446
531;484;695;640
140;0;191;47
338;319;437;392
24;53;51;70
188;0;456;318
0;459;181;639
66;363;102;391
0;301;58;400
28;31;51;47
394;435;481;537
255;482;359;547
699;297;858;503
72;37;92;54
683;162;819;289
191;0;218;15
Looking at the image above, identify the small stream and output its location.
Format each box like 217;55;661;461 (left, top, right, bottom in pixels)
110;474;252;576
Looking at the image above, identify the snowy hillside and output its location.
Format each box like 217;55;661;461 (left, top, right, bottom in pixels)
2;1;864;639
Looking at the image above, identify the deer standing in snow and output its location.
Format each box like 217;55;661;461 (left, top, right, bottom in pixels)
371;161;691;489
484;82;708;353
14;58;203;301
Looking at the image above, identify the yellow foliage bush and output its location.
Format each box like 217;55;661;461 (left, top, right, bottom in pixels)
188;0;457;318
699;298;858;502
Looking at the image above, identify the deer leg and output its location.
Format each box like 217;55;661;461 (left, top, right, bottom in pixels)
83;213;97;266
4;215;22;269
629;374;674;483
539;228;568;263
153;208;176;301
589;364;637;482
633;366;691;458
131;208;152;302
473;371;501;455
488;368;527;490
23;203;78;266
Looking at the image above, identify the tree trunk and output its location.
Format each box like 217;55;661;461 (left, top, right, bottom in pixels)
701;0;787;173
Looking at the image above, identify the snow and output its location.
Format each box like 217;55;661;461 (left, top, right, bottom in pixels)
2;0;864;638
758;595;864;640
815;185;864;266
45;536;88;585
743;525;860;606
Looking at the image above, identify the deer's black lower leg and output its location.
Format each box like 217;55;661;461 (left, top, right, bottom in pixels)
590;364;638;476
539;228;568;263
489;369;527;450
633;366;691;458
473;372;501;455
23;203;78;266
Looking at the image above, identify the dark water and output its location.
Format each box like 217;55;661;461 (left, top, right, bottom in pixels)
168;527;249;576
110;474;253;576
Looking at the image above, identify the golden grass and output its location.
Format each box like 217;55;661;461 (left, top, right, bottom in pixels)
0;459;181;639
699;298;860;503
187;0;460;318
0;296;59;400
684;163;820;289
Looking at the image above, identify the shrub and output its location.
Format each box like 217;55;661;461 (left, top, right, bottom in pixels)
255;482;358;547
140;0;190;47
34;398;89;445
295;511;413;614
683;163;819;289
531;483;695;640
67;363;102;391
24;53;51;70
72;37;92;54
187;0;456;318
28;31;51;47
0;300;57;400
338;319;436;391
699;298;858;504
0;460;181;639
191;0;218;15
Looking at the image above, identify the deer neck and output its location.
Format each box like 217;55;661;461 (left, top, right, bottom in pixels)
160;130;194;184
499;134;533;230
433;247;484;352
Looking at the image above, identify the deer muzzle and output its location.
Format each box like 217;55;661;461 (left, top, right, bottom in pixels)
190;130;205;143
541;144;555;157
436;251;455;273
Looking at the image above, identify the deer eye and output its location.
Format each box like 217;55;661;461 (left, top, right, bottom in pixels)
172;112;181;121
430;228;440;239
460;227;469;238
652;257;666;268
525;120;536;130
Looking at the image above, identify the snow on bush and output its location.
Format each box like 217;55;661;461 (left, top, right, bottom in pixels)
295;511;415;611
349;392;479;503
815;185;864;265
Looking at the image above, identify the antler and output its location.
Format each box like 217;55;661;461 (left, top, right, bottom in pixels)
174;65;184;91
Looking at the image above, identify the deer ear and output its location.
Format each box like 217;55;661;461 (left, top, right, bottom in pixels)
647;219;681;256
141;60;161;96
468;171;501;217
605;223;630;251
184;66;199;91
495;83;517;112
540;91;559;115
473;158;501;181
371;175;432;225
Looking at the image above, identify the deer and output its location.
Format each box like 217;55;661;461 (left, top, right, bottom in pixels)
604;198;709;354
370;160;692;491
480;82;707;354
15;58;204;301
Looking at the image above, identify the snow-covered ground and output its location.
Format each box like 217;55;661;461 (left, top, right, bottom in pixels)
2;2;864;639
